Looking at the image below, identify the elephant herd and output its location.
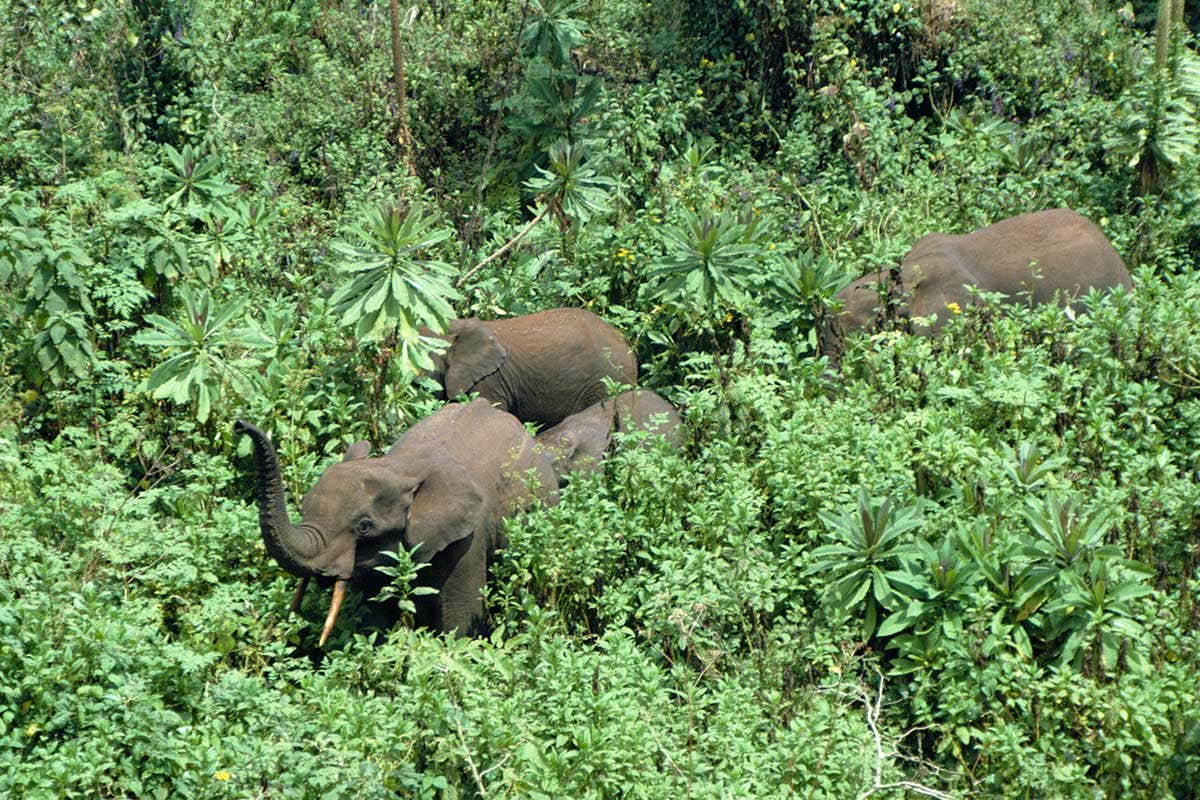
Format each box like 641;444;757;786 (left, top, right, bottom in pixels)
236;308;680;644
236;207;1132;645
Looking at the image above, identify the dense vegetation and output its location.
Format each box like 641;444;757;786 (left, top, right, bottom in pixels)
2;0;1199;796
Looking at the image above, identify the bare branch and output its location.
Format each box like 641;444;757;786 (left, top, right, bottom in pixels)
854;673;960;800
457;201;553;287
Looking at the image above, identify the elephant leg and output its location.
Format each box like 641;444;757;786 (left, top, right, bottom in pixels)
434;532;488;636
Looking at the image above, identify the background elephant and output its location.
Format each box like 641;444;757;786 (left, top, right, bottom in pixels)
425;308;638;429
534;389;683;485
235;399;557;643
821;208;1132;356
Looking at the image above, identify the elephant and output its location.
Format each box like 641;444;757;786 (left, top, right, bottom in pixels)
820;208;1132;357
534;389;683;485
235;398;558;644
424;308;638;429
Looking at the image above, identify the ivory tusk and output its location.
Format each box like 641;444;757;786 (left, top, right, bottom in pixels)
290;576;310;613
318;579;348;647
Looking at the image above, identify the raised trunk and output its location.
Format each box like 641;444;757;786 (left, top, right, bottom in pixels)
234;420;325;577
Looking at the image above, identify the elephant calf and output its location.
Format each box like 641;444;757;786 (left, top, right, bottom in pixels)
821;208;1132;357
534;389;683;486
236;399;558;643
425;308;638;429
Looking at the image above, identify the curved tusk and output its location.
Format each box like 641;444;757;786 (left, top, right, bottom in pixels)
318;579;348;647
290;576;310;613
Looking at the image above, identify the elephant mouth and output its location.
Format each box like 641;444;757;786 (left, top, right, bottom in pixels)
299;539;398;647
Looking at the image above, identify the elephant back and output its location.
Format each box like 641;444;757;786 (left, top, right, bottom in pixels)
387;399;557;511
941;208;1131;304
486;308;638;427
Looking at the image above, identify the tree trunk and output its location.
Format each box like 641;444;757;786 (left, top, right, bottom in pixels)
389;0;417;177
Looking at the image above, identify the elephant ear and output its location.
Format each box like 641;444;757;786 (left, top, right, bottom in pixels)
406;460;491;564
342;441;372;461
442;320;507;401
361;474;421;535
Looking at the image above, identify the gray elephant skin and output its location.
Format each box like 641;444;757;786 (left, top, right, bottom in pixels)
821;208;1132;356
425;308;638;428
534;389;683;485
235;399;557;643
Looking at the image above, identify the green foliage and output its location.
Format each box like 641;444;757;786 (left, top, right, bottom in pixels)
808;488;925;640
650;208;763;328
328;202;458;376
1112;39;1200;195
521;0;587;67
371;544;438;621
0;0;1198;796
0;191;98;385
525;139;615;226
135;288;271;424
150;143;240;210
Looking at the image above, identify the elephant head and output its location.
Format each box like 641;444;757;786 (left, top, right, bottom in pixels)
440;319;508;401
535;390;683;485
235;420;491;644
534;401;616;484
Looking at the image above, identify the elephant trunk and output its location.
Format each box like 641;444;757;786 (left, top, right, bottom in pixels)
234;420;326;578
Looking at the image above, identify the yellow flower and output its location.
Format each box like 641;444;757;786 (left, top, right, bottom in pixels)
1106;52;1114;63
700;57;714;68
892;3;900;12
946;302;961;315
214;771;231;782
696;88;704;97
767;243;776;250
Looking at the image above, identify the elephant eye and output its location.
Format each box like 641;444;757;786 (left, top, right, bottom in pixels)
355;517;375;536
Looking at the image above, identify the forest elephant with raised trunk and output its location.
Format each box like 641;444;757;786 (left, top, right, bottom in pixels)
820;208;1132;358
235;399;557;644
424;308;638;429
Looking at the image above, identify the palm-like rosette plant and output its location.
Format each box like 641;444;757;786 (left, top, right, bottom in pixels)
1043;557;1153;674
807;488;924;640
135;288;272;423
150;143;240;210
328;203;459;375
520;0;587;66
525;139;614;227
650;209;761;325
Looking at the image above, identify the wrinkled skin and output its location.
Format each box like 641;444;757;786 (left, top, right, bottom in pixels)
821;209;1132;357
534;389;683;485
425;308;638;429
236;399;557;642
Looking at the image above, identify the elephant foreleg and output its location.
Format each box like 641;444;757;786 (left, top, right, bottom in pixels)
433;533;486;636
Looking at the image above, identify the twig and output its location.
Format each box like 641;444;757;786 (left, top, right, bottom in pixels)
456;201;552;287
855;673;958;800
444;671;489;798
